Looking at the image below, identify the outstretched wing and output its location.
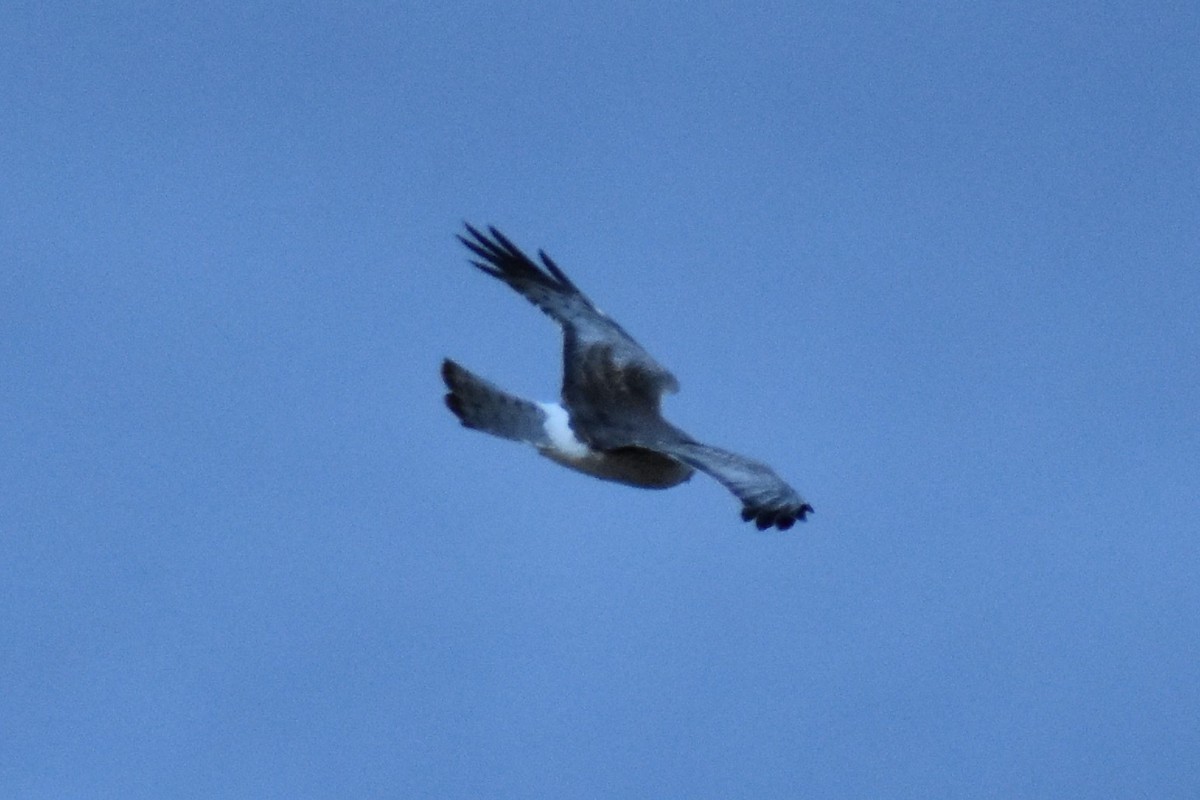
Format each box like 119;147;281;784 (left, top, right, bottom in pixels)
650;439;813;530
458;224;679;443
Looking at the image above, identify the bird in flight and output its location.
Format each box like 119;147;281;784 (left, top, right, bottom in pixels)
441;224;813;530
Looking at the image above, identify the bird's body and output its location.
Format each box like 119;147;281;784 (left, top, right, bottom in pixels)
442;224;813;530
533;400;694;489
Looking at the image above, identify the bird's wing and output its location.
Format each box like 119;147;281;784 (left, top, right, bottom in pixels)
646;438;813;530
459;225;680;442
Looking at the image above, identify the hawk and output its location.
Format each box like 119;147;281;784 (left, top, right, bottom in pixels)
442;224;814;530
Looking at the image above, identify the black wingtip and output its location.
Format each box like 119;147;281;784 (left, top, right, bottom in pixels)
741;502;813;531
459;223;515;263
539;249;578;291
441;360;464;418
468;260;503;279
443;392;464;419
441;360;472;404
487;225;512;246
461;221;487;242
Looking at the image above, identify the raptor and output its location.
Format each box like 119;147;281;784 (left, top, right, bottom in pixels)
442;224;813;530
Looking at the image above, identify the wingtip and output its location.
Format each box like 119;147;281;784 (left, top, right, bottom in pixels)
441;358;470;393
487;225;520;254
741;502;813;531
443;392;463;418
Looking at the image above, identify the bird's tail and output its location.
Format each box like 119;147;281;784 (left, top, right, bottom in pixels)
441;359;551;446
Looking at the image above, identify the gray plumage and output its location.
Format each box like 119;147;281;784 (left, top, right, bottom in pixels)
443;224;813;531
441;360;552;447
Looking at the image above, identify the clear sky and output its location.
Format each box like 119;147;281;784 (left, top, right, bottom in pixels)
3;2;1198;797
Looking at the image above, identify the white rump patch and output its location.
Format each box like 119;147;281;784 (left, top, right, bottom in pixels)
537;402;590;459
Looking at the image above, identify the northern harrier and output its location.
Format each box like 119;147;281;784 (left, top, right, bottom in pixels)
442;225;813;530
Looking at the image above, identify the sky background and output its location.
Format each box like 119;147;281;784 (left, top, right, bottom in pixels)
3;2;1198;797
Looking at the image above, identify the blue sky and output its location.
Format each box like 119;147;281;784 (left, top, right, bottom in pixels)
3;2;1198;797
